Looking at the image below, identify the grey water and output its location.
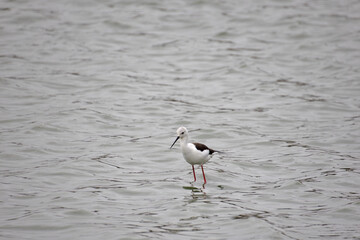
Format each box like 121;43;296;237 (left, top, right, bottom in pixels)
1;0;360;239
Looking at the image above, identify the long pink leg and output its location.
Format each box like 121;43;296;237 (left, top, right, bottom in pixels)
192;165;196;182
201;165;207;184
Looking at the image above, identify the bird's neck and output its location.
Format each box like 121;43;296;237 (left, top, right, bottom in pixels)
180;136;189;146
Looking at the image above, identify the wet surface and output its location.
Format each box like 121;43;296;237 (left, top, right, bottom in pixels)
1;0;360;239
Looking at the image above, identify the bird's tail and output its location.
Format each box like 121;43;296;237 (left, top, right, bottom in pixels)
214;150;225;154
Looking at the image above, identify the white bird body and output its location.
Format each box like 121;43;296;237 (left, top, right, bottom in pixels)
181;142;212;165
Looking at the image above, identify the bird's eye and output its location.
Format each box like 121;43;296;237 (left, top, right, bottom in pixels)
181;132;184;135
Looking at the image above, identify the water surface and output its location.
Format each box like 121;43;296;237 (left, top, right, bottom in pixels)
1;0;359;239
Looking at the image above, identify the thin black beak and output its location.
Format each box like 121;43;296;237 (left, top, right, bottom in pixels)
170;136;179;149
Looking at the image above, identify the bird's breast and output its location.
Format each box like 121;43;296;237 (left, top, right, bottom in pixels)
181;143;211;165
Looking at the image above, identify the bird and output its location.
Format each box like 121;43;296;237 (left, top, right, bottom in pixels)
170;126;218;184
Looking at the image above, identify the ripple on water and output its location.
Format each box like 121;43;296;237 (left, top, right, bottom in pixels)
1;0;360;239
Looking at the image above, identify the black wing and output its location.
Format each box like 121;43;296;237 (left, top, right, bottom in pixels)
193;142;215;154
